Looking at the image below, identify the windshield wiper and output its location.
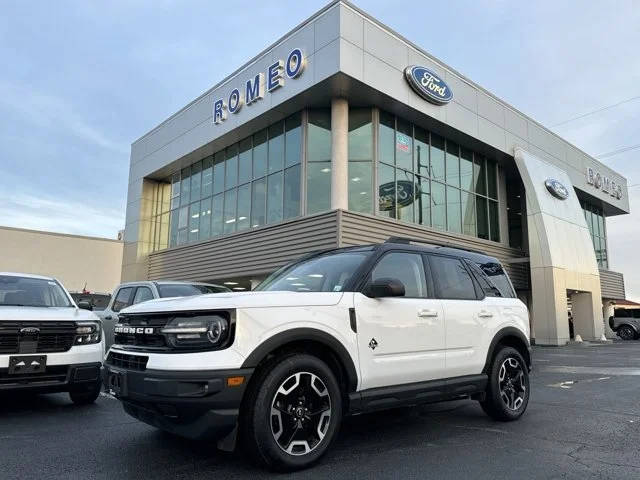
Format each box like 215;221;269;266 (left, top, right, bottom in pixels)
0;303;49;307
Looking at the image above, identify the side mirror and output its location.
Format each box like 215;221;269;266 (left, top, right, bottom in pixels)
366;278;405;298
77;300;93;311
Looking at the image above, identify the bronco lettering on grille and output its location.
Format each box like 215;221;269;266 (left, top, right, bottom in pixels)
114;326;155;335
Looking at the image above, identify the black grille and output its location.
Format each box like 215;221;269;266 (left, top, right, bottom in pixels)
0;321;76;354
114;315;170;349
107;351;148;371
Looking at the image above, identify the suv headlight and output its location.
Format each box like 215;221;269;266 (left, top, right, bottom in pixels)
161;315;229;350
75;321;101;345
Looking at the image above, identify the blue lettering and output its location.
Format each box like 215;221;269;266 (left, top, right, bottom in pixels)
245;73;264;105
213;99;227;124
267;60;284;92
228;88;243;114
286;48;305;78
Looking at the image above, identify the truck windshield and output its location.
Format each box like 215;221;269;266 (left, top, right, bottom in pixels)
0;275;72;307
157;284;229;298
256;251;370;292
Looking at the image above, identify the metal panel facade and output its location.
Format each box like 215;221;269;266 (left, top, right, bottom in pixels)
148;211;339;281
599;269;625;300
338;210;529;290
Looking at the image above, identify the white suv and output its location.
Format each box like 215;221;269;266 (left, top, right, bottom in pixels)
104;238;531;471
0;272;104;404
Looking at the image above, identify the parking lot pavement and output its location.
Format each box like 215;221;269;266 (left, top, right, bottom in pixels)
2;341;640;480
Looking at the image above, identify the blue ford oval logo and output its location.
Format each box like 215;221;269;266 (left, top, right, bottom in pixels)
545;178;570;200
404;66;453;105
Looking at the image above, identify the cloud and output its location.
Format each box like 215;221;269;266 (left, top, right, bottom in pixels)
0;81;129;155
0;192;124;239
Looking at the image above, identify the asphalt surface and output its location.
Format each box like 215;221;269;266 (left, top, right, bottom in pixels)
2;341;640;479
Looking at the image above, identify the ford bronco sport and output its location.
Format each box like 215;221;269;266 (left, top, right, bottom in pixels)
104;238;531;471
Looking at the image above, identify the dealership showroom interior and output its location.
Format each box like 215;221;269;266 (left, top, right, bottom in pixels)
2;0;640;478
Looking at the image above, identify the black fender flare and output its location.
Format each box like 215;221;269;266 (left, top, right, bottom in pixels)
482;327;532;373
241;328;359;392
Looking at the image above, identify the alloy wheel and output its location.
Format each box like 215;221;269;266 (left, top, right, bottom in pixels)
270;371;332;456
498;357;526;411
619;326;635;340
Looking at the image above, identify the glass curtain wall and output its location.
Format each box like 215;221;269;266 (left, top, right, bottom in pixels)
581;200;608;269
165;112;302;249
306;109;332;214
348;109;373;213
375;109;500;242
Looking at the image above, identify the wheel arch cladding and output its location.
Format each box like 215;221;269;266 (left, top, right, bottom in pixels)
483;327;532;373
241;328;359;393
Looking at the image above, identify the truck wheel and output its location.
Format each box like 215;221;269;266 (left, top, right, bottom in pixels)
617;325;636;340
242;354;342;471
480;346;530;421
69;382;101;405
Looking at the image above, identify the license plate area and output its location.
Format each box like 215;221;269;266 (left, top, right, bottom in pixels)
107;369;127;397
9;355;47;375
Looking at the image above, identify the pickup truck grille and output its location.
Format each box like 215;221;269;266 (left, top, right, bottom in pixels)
0;321;76;354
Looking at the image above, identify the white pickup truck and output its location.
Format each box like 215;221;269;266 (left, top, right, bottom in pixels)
0;272;104;404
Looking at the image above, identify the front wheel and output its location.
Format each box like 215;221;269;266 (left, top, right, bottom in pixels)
617;325;636;340
241;354;342;472
480;346;530;421
69;382;101;405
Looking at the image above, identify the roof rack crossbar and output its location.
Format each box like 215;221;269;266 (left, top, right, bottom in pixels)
384;236;487;255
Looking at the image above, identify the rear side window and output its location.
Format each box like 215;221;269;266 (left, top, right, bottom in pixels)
112;287;133;312
370;252;427;298
475;261;515;298
429;255;477;300
615;309;631;318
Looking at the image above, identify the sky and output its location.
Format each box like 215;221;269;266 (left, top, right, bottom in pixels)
1;1;639;297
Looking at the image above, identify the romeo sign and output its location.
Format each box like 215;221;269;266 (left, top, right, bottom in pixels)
213;48;305;125
586;167;623;200
404;66;453;105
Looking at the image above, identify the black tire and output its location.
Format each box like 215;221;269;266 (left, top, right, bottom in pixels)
617;325;636;341
480;346;530;422
241;354;342;472
69;382;101;405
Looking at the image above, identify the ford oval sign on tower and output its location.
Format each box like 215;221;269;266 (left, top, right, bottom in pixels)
404;66;453;105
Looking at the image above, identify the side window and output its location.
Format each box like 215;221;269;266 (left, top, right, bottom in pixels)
633;310;640;319
370;252;427;298
132;286;154;305
429;255;478;300
475;261;515;298
112;287;133;312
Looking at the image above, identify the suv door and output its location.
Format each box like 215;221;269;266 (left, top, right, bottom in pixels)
102;286;135;348
354;251;446;390
426;254;494;377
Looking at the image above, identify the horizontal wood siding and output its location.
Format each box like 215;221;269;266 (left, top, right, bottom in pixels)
148;211;338;281
339;210;530;290
599;269;625;300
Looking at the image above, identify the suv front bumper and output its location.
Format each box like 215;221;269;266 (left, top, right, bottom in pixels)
0;362;102;394
103;362;254;441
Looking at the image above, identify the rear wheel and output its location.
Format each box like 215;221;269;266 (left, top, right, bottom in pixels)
241;354;342;471
617;325;636;340
480;346;529;421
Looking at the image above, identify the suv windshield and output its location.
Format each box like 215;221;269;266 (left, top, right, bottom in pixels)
0;275;72;307
257;251;370;292
157;284;229;298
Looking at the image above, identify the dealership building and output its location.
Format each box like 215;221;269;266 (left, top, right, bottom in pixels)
121;0;629;345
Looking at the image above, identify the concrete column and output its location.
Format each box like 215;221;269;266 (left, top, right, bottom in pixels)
603;300;616;338
331;97;349;210
571;291;605;341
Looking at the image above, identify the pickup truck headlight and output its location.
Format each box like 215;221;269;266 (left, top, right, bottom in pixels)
75;321;101;345
161;315;229;350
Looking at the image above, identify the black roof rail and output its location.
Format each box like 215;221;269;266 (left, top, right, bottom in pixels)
384;236;488;256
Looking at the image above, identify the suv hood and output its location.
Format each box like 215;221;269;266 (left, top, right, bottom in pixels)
121;291;345;314
0;306;99;322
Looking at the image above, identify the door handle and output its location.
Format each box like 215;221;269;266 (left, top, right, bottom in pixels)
104;315;113;321
478;310;494;318
418;309;439;318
